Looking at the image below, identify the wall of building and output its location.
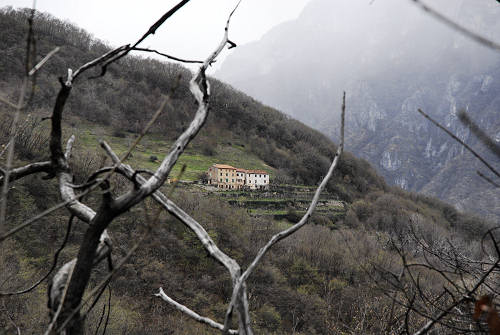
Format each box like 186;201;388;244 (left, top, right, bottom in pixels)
208;165;269;190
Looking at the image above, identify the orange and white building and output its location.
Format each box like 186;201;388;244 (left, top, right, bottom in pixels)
207;164;269;190
207;164;238;189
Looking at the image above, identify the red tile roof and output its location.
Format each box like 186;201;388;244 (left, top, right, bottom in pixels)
213;164;236;170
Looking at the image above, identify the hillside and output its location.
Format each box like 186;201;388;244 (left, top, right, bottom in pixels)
0;7;494;334
216;0;500;222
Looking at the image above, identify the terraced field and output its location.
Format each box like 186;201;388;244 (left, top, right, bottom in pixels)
201;185;347;226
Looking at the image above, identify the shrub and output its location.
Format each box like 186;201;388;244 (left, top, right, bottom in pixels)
256;304;281;332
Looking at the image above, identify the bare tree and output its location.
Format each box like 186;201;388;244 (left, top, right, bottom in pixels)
0;1;345;334
4;0;493;333
370;2;500;333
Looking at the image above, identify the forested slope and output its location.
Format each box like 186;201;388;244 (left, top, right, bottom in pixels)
0;7;493;334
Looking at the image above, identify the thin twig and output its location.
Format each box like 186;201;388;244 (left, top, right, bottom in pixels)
2;301;21;335
102;286;111;335
477;171;500;188
0;95;18;109
95;0;193;77
132;47;204;64
0;4;38;231
0;76;29;231
458;111;500;159
0;215;74;296
417;109;499;179
411;0;500;51
94;302;106;335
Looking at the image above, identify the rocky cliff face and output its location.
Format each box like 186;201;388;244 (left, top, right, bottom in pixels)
216;0;500;221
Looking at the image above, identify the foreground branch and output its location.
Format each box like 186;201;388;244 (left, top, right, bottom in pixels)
222;92;346;334
156;288;238;334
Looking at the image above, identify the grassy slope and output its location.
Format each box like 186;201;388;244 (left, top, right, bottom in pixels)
73;120;274;181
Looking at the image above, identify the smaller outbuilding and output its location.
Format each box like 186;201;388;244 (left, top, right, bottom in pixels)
245;170;270;190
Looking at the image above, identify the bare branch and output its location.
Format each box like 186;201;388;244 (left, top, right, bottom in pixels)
93;286;111;335
0;215;74;296
477;171;500;188
410;0;500;51
117;0;242;213
100;140;241;277
0;181;105;243
0;95;18;109
45;259;76;335
59;165;96;222
0;77;29;232
28;46;60;76
54;228;149;334
458;110;500;159
102;286;112;335
417;109;500;179
94;301;106;335
0;5;39;230
223;91;345;333
0;161;52;184
71;45;130;83
94;0;193;77
2;301;21;335
155;288;238;334
0;142;11;159
131;47;204;64
242;96;343;273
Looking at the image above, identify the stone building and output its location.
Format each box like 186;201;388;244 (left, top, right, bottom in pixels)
207;164;238;189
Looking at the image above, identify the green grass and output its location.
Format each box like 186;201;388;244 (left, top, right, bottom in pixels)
69;122;274;182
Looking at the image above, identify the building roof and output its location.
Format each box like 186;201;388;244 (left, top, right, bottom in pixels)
247;169;269;175
236;168;247;173
213;164;236;170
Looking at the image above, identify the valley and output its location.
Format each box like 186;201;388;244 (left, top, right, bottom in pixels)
0;4;497;334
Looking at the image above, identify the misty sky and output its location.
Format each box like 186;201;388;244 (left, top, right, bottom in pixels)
0;0;311;71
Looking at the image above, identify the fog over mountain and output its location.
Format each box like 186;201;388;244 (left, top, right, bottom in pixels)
216;0;500;221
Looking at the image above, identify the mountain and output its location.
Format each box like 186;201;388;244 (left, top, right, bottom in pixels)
0;7;495;334
216;0;500;221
